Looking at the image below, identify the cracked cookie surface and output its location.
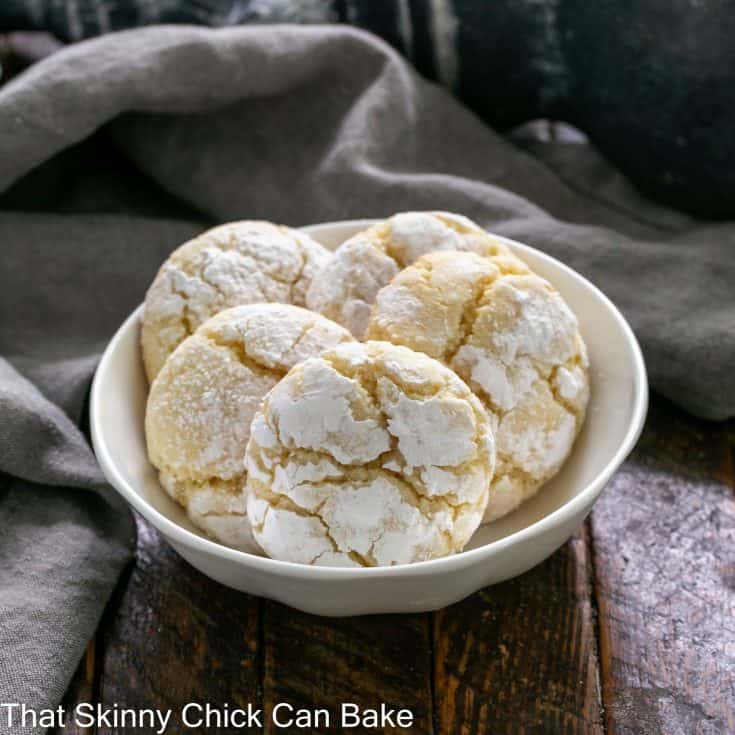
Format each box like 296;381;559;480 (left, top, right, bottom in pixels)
245;341;495;566
305;211;522;338
141;220;330;381
145;304;353;552
366;251;589;523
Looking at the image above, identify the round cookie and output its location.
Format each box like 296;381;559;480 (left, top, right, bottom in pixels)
245;341;495;567
145;304;354;552
366;251;589;523
306;211;523;338
141;220;330;381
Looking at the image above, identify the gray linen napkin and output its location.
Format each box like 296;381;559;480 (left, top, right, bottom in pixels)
1;24;733;723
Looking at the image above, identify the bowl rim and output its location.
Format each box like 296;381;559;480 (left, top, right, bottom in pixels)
90;221;648;580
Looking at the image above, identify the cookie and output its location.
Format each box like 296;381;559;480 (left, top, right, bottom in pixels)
306;211;521;338
245;341;495;566
141;220;329;380
367;251;589;523
145;304;354;552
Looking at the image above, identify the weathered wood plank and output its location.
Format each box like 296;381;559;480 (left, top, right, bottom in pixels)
95;514;262;734
262;603;434;734
433;528;603;735
592;396;735;735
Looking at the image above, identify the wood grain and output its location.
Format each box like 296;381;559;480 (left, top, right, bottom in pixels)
262;602;434;734
591;397;735;735
53;395;735;735
433;529;603;735
95;514;262;734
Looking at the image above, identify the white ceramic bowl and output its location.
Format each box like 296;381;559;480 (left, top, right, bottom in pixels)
91;220;647;616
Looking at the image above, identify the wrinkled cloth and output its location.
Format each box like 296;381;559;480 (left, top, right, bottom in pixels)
0;24;734;723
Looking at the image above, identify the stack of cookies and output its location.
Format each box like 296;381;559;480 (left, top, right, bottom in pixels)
144;213;589;567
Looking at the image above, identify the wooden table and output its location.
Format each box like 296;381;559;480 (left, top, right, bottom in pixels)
52;395;734;734
3;34;733;735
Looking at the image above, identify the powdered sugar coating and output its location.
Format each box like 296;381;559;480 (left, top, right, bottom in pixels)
141;220;330;380
245;341;495;566
145;304;353;552
306;211;520;338
367;251;589;523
